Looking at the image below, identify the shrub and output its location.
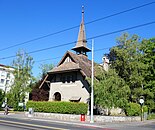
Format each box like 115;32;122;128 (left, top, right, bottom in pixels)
0;89;4;107
14;106;25;111
125;102;148;116
143;105;148;113
147;113;155;120
26;101;88;114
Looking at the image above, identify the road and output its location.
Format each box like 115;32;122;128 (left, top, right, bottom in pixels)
103;121;155;130
0;116;111;130
0;113;155;130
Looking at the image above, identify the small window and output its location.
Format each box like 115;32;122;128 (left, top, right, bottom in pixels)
1;72;5;77
7;73;10;79
67;76;70;83
6;80;10;85
62;76;66;83
72;75;75;82
1;79;5;84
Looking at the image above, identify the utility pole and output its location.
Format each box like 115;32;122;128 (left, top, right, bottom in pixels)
90;39;94;123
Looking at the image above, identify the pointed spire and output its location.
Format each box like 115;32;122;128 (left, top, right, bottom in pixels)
72;6;91;56
82;5;84;23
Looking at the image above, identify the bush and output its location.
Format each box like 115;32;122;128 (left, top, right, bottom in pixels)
0;89;4;107
147;113;155;120
125;102;148;116
26;101;88;114
14;106;25;111
143;105;148;113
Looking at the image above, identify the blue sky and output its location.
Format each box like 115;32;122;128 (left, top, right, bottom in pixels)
0;0;155;77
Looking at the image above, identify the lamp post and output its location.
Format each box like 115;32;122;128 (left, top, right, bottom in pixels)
90;39;94;123
139;98;144;121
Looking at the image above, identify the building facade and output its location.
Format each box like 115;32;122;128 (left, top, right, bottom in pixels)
40;7;92;103
0;64;14;93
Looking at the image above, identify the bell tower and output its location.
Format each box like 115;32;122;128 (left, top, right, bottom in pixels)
72;6;91;56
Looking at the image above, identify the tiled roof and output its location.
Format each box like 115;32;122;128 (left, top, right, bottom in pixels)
48;51;92;77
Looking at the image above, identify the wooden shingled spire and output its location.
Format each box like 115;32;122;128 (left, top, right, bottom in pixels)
72;6;91;56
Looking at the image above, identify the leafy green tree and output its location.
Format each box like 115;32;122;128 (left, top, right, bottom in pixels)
94;65;130;111
109;33;147;103
7;50;34;109
139;38;155;112
40;63;54;76
108;33;155;112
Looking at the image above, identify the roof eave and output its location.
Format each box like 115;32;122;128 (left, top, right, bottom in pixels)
48;68;81;74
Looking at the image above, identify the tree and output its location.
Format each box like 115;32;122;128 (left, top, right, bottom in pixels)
39;63;54;76
30;63;54;101
7;49;34;109
109;33;147;103
30;80;49;101
94;65;130;112
139;38;155;112
108;33;155;112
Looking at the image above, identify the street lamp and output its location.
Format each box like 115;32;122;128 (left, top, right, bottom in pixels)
90;39;94;123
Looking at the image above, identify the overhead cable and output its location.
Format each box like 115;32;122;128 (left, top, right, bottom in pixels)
0;1;155;51
0;20;155;60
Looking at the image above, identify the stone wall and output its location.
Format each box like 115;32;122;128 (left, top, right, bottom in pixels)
93;115;140;122
25;112;141;122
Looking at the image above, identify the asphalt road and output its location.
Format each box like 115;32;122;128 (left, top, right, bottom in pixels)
0;113;155;130
0;116;109;130
101;120;155;130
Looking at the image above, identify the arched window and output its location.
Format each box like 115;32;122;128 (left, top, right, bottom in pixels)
54;92;61;101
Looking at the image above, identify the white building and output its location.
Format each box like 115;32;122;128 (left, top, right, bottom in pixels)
0;64;14;93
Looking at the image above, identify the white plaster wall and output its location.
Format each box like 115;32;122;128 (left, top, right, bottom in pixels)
0;66;14;92
49;80;89;103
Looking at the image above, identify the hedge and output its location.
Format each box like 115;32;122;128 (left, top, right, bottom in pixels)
125;102;148;116
26;101;88;114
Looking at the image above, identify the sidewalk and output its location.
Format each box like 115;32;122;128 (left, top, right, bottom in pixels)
0;111;155;129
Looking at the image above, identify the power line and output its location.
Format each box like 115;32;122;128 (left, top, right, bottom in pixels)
0;55;17;60
0;1;155;52
35;47;111;63
35;56;62;63
85;1;155;25
0;20;155;61
28;42;76;54
87;21;155;40
94;47;110;52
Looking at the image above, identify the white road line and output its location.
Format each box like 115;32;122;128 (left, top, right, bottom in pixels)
0;119;68;130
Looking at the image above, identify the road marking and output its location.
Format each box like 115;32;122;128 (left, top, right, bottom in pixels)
0;119;68;130
0;121;39;130
32;118;106;129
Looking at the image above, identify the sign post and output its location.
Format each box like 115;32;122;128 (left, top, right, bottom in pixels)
139;98;144;121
